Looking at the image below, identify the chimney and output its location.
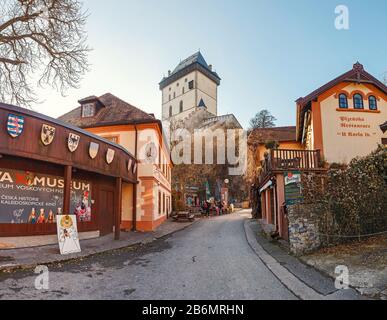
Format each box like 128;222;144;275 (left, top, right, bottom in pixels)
168;70;171;76
208;64;212;71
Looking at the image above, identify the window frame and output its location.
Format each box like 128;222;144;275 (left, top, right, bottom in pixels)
81;103;95;118
338;93;348;109
353;94;364;109
368;95;377;110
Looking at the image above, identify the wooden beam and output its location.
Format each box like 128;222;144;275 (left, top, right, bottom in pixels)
63;165;72;214
114;177;122;240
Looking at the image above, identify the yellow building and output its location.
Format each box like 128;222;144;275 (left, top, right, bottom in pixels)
59;93;172;232
257;62;387;239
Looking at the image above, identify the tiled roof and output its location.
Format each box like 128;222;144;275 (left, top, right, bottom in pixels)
297;62;387;108
198;98;206;108
172;52;211;75
159;51;221;89
248;126;297;146
58;93;157;129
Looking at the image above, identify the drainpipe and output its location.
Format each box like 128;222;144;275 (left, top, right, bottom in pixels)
132;126;138;231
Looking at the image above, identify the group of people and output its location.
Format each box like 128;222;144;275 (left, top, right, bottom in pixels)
201;200;231;218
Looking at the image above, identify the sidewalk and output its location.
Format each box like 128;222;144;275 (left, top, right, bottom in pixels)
300;235;387;299
244;218;362;300
0;218;195;272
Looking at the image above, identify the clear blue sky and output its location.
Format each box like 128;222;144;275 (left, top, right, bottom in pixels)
36;0;387;128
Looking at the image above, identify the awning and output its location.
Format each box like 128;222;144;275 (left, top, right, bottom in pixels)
259;180;273;193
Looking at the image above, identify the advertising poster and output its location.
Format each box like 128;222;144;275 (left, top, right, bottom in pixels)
284;171;303;206
56;215;81;255
0;169;92;224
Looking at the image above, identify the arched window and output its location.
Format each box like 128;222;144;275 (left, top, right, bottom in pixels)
169;106;172;117
179;101;183;113
338;94;348;109
353;94;364;109
368;95;377;110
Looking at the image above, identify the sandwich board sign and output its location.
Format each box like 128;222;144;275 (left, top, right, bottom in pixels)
56;215;81;255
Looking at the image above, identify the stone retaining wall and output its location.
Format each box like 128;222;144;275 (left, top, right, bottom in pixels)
287;204;321;256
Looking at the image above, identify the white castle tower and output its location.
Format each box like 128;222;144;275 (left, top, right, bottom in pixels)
159;51;221;121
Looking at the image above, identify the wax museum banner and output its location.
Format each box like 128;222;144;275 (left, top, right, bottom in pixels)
0;169;92;224
284;171;303;206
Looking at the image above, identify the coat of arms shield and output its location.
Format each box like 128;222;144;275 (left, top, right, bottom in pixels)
106;148;115;164
68;133;80;152
41;124;56;146
89;142;99;159
7;114;24;138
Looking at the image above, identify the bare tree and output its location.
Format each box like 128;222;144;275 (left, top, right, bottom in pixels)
0;0;90;106
249;109;276;130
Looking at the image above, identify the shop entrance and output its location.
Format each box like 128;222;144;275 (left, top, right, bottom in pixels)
99;188;115;236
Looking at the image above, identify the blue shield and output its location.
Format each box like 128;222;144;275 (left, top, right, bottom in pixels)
7;114;25;138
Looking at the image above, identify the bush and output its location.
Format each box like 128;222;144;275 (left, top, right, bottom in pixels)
301;145;387;245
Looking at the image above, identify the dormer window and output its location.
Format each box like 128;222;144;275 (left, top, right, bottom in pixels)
82;103;95;117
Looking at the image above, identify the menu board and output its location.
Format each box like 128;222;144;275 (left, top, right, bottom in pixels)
284;171;303;206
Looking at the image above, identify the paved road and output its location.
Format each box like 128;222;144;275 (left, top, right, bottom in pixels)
0;211;297;300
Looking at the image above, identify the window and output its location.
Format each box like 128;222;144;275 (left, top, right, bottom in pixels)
382;138;387;145
169;87;171;91
163;193;165;214
338;94;348;109
169;106;172;117
353;94;364;109
169;94;171;101
185;78;188;82
176;83;179;87
368;95;377;110
158;191;161;215
173;92;176;99
188;80;194;90
179;101;183;113
182;87;185;94
82;103;95;117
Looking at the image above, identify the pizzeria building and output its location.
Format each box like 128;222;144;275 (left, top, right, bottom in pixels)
0;102;137;248
256;62;387;240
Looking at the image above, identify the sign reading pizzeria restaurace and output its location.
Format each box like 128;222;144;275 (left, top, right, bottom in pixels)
0;169;92;224
284;171;303;206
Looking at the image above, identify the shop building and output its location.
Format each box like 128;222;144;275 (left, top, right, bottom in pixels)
0;102;137;248
59;93;172;232
257;62;387;239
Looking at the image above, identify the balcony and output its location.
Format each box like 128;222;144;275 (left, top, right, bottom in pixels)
258;149;325;183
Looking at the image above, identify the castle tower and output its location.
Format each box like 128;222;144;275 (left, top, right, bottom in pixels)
159;52;221;121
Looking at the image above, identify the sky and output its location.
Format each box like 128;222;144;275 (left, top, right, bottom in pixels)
32;0;387;128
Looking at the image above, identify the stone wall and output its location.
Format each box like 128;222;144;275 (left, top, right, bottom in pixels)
287;204;321;256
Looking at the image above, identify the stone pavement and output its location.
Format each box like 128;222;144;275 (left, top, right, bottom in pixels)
0;218;195;272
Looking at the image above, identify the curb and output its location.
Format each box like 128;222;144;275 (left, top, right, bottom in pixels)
0;219;198;273
244;219;323;300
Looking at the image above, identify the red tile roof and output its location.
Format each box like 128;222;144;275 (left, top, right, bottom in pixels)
248;126;297;146
58;93;158;129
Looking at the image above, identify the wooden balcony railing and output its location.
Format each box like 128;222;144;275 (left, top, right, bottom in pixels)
259;149;323;183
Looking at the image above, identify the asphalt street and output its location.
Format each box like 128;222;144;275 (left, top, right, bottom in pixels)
0;212;297;300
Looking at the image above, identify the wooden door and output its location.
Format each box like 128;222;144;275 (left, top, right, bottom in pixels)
99;189;114;236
